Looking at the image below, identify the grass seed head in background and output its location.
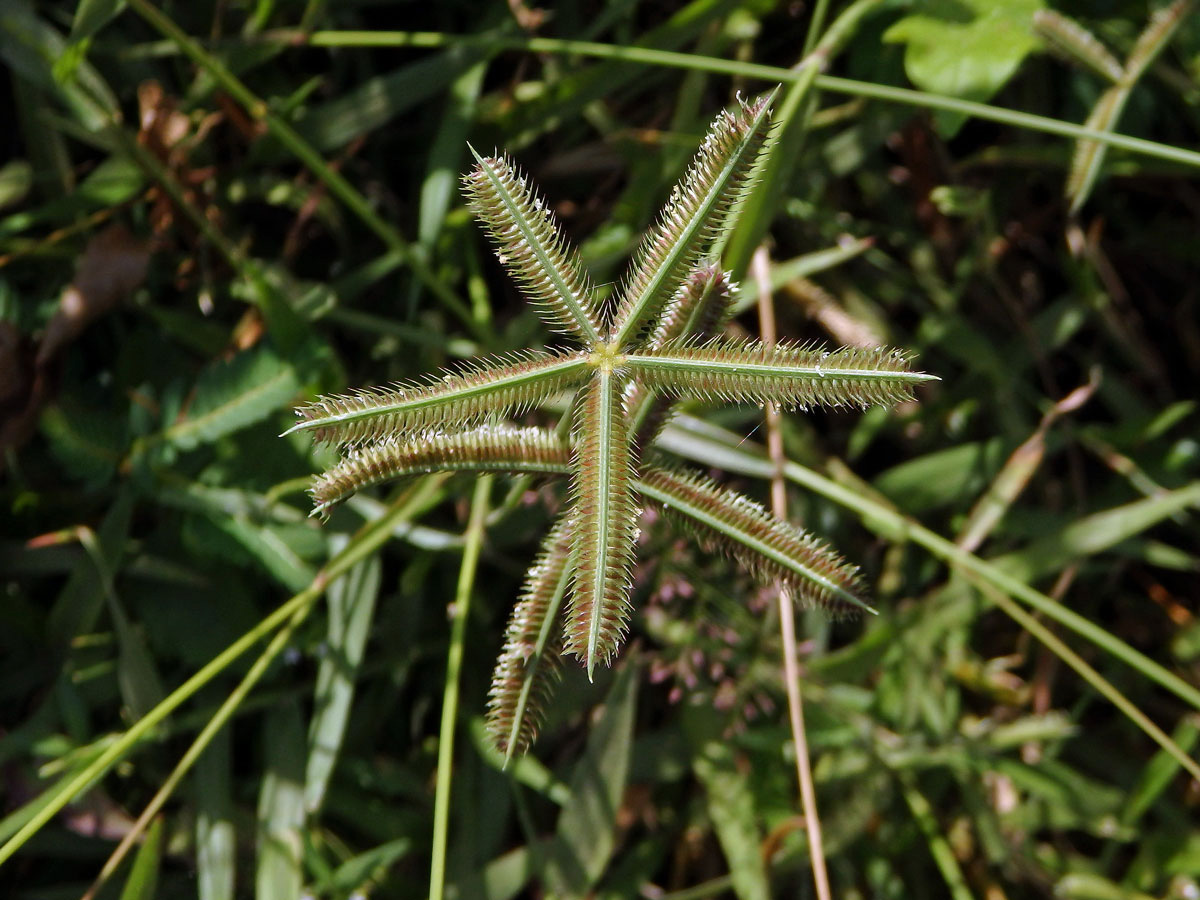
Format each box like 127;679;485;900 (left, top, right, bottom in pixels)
286;90;936;760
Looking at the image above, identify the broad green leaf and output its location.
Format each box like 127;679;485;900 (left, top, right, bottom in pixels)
547;660;638;893
256;702;306;900
885;0;1044;132
305;542;381;814
117;815;163;900
874;439;1006;513
39;400;126;486
168;346;300;451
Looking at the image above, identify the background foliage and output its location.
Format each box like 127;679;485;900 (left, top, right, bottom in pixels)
1;0;1199;897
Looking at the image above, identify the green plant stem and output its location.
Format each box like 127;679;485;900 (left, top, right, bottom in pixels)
0;476;447;869
266;30;1200;170
429;475;492;900
972;580;1200;784
80;605;313;900
122;0;482;341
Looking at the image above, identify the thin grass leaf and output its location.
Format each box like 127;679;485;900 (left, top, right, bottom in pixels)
1066;0;1192;213
117;816;163;900
610;90;776;346
487;515;573;762
639;465;871;615
464;149;600;343
627;340;935;410
546;659;637;894
565;370;640;679
286;349;589;447
309;425;571;518
255;703;305;900
305;545;381;813
1033;10;1124;84
195;730;235;900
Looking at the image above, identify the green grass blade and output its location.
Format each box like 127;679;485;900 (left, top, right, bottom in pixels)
282;32;1200;170
117;816;163;900
0;478;448;868
196;730;235;900
546;658;638;893
304;542;382;814
255;702;306;900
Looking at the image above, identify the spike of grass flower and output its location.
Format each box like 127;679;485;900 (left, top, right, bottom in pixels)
290;89;937;758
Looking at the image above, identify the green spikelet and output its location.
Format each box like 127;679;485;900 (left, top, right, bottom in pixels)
564;368;640;680
639;465;871;615
464;149;601;343
309;425;572;518
286;350;589;447
609;91;776;346
627;341;936;410
486;515;574;762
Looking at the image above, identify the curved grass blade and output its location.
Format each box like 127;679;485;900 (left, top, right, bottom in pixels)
609;90;776;346
639;464;871;615
286;349;589;447
464;149;600;343
565;370;639;679
627;340;936;410
487;515;574;763
308;425;571;518
1066;0;1192;214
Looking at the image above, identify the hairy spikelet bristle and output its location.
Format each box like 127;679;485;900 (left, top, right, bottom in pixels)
1127;0;1191;80
464;150;600;343
286;349;590;448
627;340;936;411
487;516;573;760
630;265;735;451
647;264;734;349
309;425;572;518
610;91;775;345
564;370;640;679
639;465;872;616
1032;10;1124;83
